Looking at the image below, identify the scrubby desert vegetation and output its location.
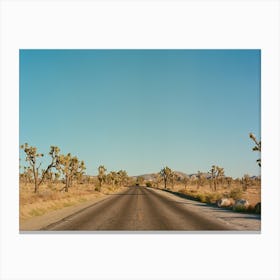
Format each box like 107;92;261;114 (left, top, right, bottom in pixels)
19;143;132;221
143;168;261;214
20;179;128;220
142;133;261;214
20;132;261;222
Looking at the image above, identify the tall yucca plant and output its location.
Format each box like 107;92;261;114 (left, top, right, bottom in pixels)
97;165;107;190
20;143;60;193
160;166;172;189
56;153;86;192
208;165;224;191
249;133;261;167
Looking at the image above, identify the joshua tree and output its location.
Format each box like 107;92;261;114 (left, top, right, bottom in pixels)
20;166;33;185
242;174;252;191
225;176;233;188
97;165;107;190
182;177;190;190
20;143;43;193
170;172;179;189
249;133;261;167
107;171;117;186
105;170;129;187
160;166;173;189
209;165;225;191
56;153;86;192
117;170;128;186
152;173;162;188
216;166;225;186
209;165;217;191
136;176;144;186
39;146;61;184
196;171;206;190
20;144;60;193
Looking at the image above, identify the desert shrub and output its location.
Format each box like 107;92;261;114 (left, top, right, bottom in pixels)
254;202;261;214
233;205;247;212
204;193;223;204
233;204;254;213
247;205;255;213
204;195;212;204
229;187;243;200
196;194;207;203
194;193;223;204
178;188;186;194
146;182;152;188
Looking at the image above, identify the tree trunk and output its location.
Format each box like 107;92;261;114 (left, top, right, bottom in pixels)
214;180;217;192
32;165;39;193
98;177;103;189
65;175;69;192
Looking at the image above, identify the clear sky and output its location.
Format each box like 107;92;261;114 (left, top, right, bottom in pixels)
19;50;261;178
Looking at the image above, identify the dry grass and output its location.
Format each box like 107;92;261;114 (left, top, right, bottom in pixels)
20;182;124;221
159;182;261;210
20;180;261;221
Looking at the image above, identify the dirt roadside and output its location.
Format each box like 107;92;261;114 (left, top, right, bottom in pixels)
150;188;261;231
20;187;128;231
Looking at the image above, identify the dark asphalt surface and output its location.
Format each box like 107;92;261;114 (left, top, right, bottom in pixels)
42;186;232;231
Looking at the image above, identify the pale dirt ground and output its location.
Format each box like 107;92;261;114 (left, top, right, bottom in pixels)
150;188;261;231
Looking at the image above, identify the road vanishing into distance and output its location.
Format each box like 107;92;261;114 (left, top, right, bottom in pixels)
41;186;261;231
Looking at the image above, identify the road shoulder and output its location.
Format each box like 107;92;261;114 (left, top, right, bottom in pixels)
149;187;261;231
20;187;128;231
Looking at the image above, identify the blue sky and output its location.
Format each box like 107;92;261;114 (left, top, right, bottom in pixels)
19;50;261;178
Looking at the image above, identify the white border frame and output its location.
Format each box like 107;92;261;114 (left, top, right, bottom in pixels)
1;0;279;279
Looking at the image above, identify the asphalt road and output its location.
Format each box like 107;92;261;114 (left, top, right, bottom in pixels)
42;186;239;231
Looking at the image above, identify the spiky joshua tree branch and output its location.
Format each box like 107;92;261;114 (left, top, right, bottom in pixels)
249;133;261;167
